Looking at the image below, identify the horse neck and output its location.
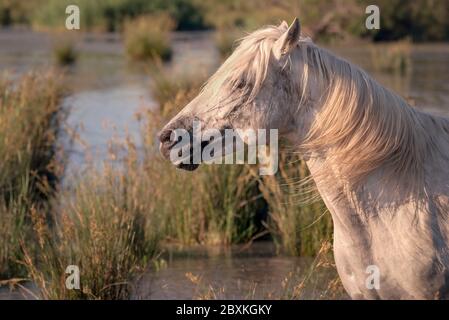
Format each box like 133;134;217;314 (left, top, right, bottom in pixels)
304;156;372;236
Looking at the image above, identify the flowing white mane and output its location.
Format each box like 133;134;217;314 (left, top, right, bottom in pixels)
296;42;432;199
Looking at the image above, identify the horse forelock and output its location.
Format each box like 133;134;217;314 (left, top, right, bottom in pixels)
200;24;285;106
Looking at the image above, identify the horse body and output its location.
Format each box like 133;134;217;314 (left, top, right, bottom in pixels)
308;155;449;299
159;18;449;299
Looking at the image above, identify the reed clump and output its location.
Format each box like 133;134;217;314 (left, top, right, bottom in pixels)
53;40;78;66
124;14;174;62
0;179;33;281
23;156;162;299
0;70;64;279
256;151;333;256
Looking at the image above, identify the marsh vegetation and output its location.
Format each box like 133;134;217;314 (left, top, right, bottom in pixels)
53;40;78;66
0;71;64;279
124;14;174;62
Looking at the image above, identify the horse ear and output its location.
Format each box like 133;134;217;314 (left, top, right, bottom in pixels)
276;18;301;56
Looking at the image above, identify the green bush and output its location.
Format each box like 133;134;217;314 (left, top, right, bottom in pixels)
124;14;173;62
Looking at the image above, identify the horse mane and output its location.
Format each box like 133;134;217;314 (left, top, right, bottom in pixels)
295;42;436;199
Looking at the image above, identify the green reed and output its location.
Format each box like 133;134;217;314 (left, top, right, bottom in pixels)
0;70;64;279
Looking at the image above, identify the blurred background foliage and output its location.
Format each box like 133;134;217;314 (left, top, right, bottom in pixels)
0;0;447;42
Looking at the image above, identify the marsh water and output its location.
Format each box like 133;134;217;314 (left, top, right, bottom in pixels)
1;29;449;299
133;242;341;299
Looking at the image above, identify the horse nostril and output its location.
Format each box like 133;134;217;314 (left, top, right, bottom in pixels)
158;129;173;144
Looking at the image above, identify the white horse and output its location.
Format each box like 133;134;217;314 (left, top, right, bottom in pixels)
159;18;449;299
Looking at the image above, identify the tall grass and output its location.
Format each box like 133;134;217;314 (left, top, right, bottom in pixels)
0;71;64;279
124;14;174;62
148;162;263;245
23;155;162;299
0;177;33;280
258;153;333;256
0;69;157;299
